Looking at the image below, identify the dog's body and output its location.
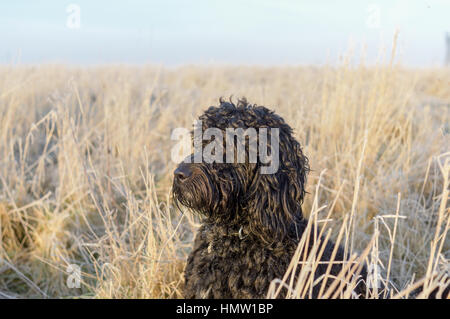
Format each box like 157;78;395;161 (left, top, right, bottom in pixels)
173;99;367;298
184;221;365;298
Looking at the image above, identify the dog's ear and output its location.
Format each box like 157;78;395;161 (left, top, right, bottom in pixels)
245;131;309;241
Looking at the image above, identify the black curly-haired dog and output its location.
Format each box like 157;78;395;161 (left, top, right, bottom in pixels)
172;98;368;299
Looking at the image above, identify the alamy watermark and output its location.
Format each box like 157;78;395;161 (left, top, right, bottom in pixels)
66;4;81;29
366;4;381;29
171;121;280;174
366;263;383;290
66;264;81;288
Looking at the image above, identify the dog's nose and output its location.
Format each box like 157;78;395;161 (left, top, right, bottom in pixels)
174;163;192;180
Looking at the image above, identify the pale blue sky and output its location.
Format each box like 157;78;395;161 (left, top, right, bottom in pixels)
1;1;449;66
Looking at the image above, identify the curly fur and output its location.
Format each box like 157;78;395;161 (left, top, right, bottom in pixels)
173;98;367;298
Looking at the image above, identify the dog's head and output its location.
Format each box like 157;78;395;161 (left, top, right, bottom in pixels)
172;98;309;240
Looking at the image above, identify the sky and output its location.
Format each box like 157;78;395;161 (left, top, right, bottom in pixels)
1;0;449;66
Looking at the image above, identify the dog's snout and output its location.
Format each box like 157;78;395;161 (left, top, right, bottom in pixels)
174;163;193;180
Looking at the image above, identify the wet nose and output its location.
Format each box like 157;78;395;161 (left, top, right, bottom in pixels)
174;163;192;180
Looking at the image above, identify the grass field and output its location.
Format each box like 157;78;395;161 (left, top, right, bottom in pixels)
0;59;449;298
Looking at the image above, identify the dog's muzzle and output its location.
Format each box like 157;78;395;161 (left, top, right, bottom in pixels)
174;162;193;182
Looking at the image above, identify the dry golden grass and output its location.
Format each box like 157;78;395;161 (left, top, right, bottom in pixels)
0;59;448;298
